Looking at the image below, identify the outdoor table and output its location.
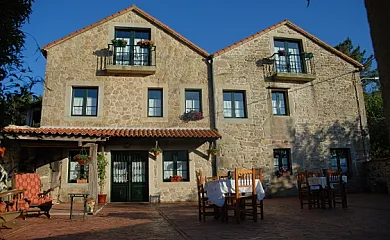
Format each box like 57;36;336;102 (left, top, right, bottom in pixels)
204;179;265;207
308;176;348;188
69;193;89;220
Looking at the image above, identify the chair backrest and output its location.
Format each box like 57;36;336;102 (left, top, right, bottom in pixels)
234;168;256;199
296;171;310;191
255;168;263;184
326;169;342;187
14;173;41;199
217;171;229;180
205;176;218;182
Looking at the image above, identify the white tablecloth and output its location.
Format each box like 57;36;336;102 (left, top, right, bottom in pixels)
204;179;265;207
308;176;348;188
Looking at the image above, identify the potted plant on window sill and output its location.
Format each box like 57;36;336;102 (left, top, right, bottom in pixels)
77;174;88;183
180;110;204;122
170;175;183;182
97;152;108;204
150;147;162;156
274;168;291;178
111;39;127;47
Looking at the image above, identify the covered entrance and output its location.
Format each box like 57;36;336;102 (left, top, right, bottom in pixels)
111;151;149;202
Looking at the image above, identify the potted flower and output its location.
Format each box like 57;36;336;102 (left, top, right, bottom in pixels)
180;110;204;122
170;175;183;182
74;154;91;165
274;167;291;178
86;198;95;213
150;147;162;156
277;50;287;56
111;39;127;47
97;152;108;204
77;174;88;183
207;148;217;156
137;39;154;48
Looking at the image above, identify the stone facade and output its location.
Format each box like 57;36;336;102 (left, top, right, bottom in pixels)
213;24;368;196
2;7;369;201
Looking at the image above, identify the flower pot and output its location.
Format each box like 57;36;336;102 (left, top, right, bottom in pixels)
154;151;160;156
86;200;95;213
98;194;107;204
77;179;87;183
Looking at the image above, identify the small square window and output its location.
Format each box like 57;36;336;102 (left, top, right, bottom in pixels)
272;91;289;116
71;87;98;116
148;89;163;117
163;151;189;182
330;148;351;175
274;149;292;175
185;90;202;113
68;150;89;183
223;91;247;118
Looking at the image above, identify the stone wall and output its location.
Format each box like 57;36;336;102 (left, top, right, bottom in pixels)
41;9;210;129
213;24;368;195
364;158;390;193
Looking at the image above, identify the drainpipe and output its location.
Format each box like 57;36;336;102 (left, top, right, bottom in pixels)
206;54;218;176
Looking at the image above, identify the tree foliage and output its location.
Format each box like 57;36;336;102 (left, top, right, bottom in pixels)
0;0;34;81
0;0;41;135
334;37;378;90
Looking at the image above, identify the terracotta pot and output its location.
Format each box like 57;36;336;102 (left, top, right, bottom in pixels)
77;179;87;183
98;194;107;204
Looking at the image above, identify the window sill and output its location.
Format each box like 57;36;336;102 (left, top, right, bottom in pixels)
64;116;103;122
222;117;252;124
158;181;192;187
141;117;169;123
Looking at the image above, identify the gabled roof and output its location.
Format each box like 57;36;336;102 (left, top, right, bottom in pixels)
4;126;221;139
41;5;209;57
213;20;363;69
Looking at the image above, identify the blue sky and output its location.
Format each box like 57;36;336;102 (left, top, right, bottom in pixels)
22;0;374;94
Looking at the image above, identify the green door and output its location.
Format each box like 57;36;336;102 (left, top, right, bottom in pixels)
111;151;149;202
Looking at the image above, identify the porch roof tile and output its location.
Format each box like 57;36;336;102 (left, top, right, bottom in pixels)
3;126;221;139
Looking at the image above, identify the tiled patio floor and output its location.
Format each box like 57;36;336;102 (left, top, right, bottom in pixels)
1;193;389;239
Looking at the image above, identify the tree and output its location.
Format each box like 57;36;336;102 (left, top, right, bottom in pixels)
334;38;378;91
0;0;34;81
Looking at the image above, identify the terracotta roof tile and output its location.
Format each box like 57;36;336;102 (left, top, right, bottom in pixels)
213;20;363;69
42;5;208;57
3;127;221;139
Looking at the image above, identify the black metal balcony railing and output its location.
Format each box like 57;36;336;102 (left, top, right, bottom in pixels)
262;52;316;77
107;44;156;67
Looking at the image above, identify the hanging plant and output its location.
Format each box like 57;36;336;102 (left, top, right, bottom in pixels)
150;146;162;156
207;148;217;156
74;148;91;165
111;39;128;47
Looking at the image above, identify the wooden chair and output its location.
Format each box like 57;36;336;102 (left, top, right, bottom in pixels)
307;171;323;208
325;169;347;208
297;171;320;210
217;171;229;180
0;190;27;228
195;170;220;222
223;168;256;223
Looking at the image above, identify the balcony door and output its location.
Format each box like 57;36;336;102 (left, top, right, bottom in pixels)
114;29;151;66
274;40;304;73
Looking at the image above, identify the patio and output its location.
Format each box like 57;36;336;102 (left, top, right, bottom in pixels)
1;193;389;240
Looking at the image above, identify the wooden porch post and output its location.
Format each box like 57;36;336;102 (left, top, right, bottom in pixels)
88;143;98;201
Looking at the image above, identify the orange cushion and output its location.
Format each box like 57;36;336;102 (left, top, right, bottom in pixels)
30;197;52;206
0;202;7;213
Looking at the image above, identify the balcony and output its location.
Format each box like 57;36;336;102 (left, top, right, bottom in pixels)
262;52;316;82
104;44;156;75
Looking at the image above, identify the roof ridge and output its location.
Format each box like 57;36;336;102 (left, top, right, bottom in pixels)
213;19;363;68
41;5;208;57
